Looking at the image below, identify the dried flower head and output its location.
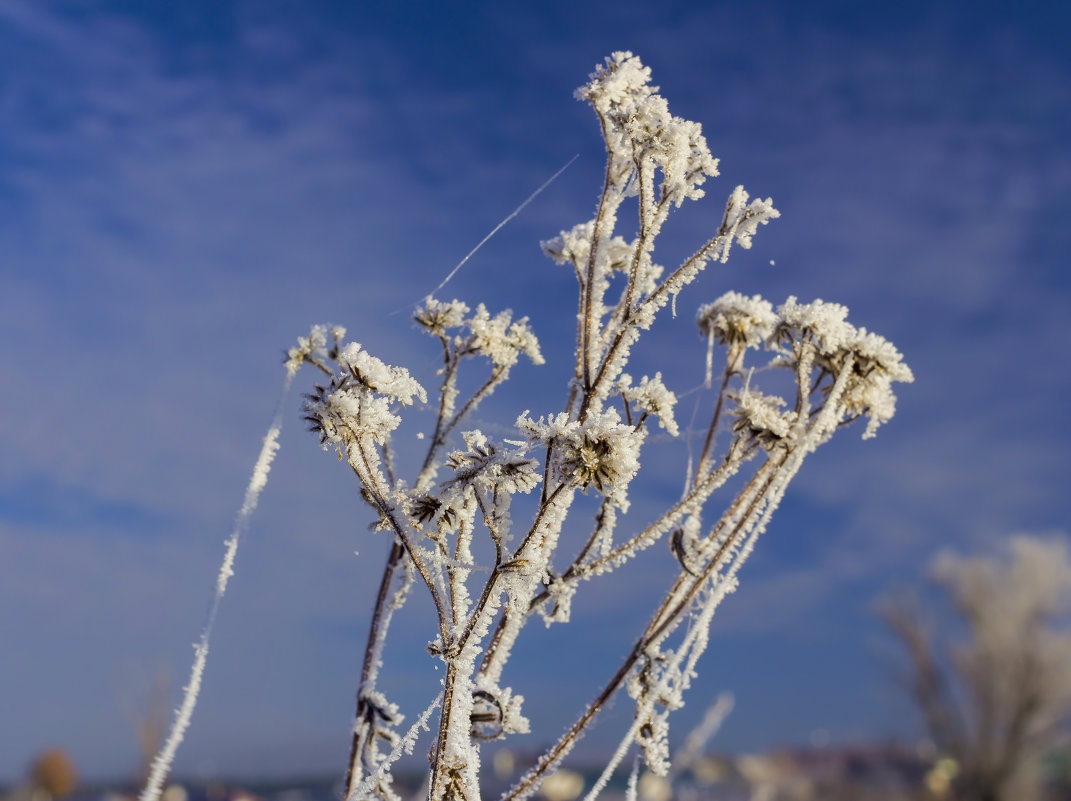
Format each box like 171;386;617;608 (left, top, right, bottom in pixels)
838;328;915;439
465;304;544;370
730;388;798;451
415;297;470;338
617;372;680;436
773;296;856;357
576;51;719;208
303;343;427;449
696;292;777;351
556;411;643;501
285;324;330;375
445;430;541;495
337;342;427;405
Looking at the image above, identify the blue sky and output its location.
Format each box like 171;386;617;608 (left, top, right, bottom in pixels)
2;0;1070;785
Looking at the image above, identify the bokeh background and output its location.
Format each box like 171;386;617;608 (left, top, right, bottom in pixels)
2;0;1069;784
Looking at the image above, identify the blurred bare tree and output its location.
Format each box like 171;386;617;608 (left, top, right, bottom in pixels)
125;668;171;786
883;535;1071;801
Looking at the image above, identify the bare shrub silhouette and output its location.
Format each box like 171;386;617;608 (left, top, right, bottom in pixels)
884;535;1071;801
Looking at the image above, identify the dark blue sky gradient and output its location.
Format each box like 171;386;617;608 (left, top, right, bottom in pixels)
1;0;1069;783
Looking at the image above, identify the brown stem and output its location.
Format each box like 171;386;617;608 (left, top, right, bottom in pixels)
621;158;652;314
502;639;640;801
470;484;571;672
569;455;746;582
503;458;783;801
694;368;734;482
300;351;335;377
576;218;730;422
350;436;450;646
429;661;460;801
647;461;782;647
571;497;615;571
343;541;405;798
417;354;461;487
577;217;727;420
476;489;505;567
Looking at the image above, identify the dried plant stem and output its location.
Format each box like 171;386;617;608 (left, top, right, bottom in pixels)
429;661;462;801
347;446;450;644
694;368;733;480
580;111;624;392
502;458;781;801
418;355;462;488
344;540;406;797
141;372;293;801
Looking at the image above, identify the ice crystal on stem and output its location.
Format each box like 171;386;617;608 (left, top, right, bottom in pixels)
143;52;913;801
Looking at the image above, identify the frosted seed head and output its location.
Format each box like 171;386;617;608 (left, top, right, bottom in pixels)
773;296;856;358
838;328;914;438
414;297;470;337
696;292;777;352
575;51;655;114
465;304;545;369
302;343;427;451
541;220;636;280
445;430;541;495
772;299;912;438
515;411;576;445
285;324;331;375
577;52;719;208
304;378;403;448
730;388;798;451
337;342;427;406
541;221;595;269
555;410;643;505
848;328;915;385
617;373;679;437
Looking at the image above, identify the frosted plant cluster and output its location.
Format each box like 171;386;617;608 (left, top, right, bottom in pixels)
885;535;1071;801
142;52;912;801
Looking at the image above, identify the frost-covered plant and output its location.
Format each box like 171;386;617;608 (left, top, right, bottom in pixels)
884;535;1071;801
141;52;913;801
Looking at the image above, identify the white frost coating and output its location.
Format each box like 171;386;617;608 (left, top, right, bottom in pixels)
218;425;282;593
415;297;470;337
519;409;643;508
466;304;545;369
730;388;798;450
624;756;640;801
617;373;679;437
582;573;728;801
774;296;855;356
669;693;734;779
696;292;776;354
717;186;780;257
338;342;427;405
840;327;915;438
347;693;442;801
576;52;719;210
140;369;294;801
771;297;913;438
285;324;330;375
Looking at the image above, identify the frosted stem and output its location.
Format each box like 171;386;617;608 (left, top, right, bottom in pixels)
139;370;293;801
